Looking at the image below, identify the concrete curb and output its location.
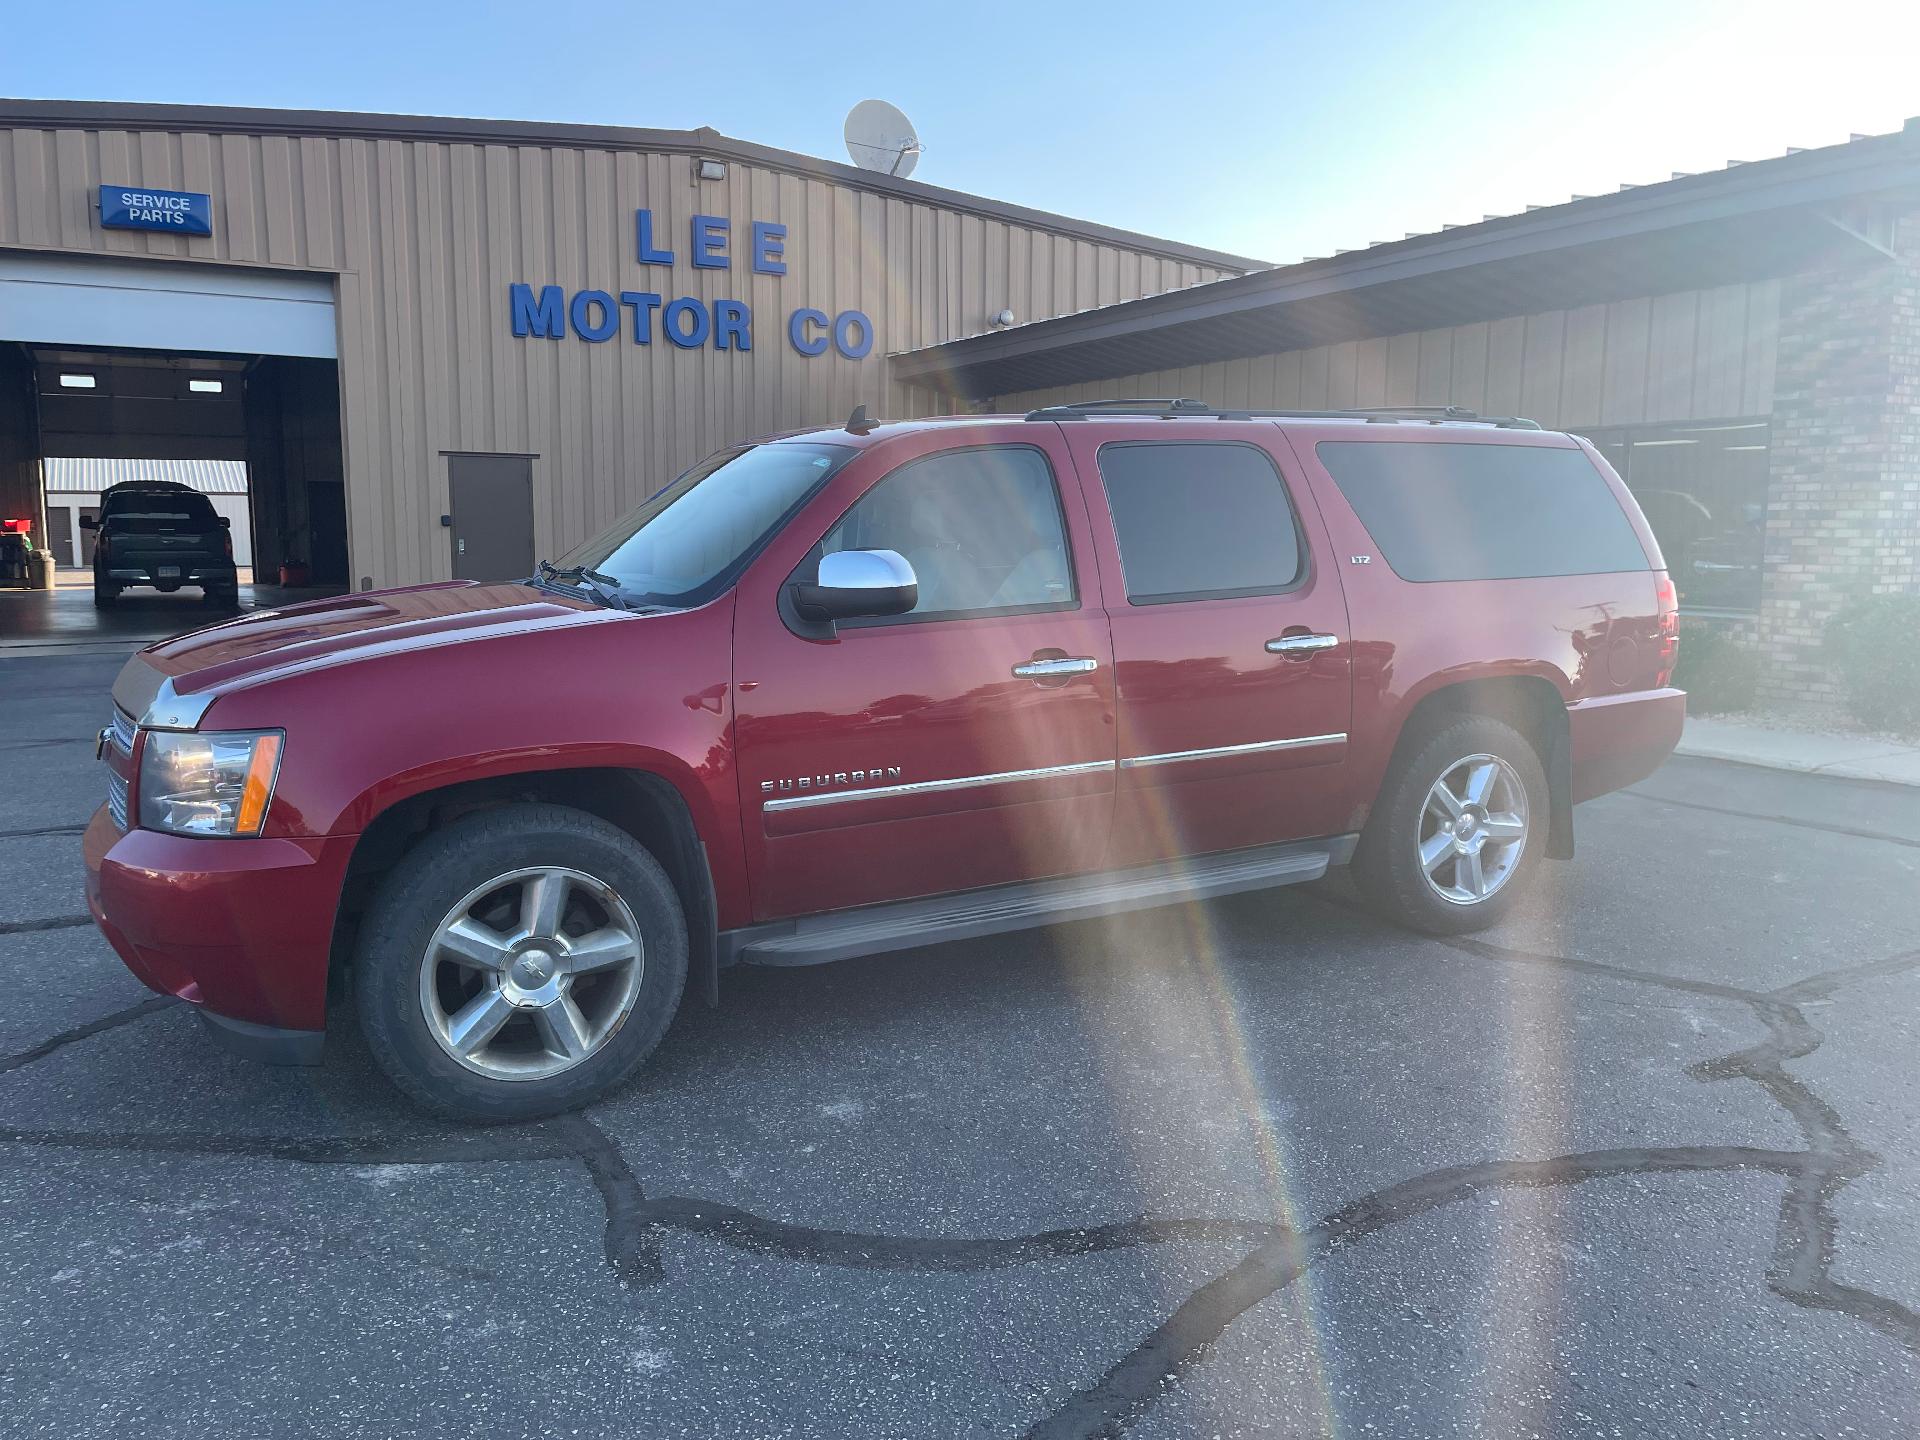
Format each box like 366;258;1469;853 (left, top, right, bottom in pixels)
1676;719;1920;789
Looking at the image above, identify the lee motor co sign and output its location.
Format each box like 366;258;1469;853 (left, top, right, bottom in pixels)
509;209;873;360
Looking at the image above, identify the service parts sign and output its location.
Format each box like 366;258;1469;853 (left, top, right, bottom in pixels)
98;185;213;236
509;209;873;360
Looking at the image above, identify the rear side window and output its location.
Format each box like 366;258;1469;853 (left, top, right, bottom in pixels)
1098;442;1303;604
1316;440;1650;581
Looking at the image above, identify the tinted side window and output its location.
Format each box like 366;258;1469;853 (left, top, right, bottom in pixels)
1316;441;1651;582
821;446;1074;620
1098;442;1303;604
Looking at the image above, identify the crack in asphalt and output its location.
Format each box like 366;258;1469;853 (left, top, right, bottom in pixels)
0;823;89;839
6;937;1919;1438
1619;787;1920;849
1019;932;1920;1439
4;856;1919;1433
0;995;174;1075
0;914;94;937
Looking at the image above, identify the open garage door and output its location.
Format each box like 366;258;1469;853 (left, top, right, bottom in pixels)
0;251;346;647
0;252;335;358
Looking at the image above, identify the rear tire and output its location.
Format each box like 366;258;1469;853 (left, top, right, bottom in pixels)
1355;714;1548;936
92;581;118;608
353;803;688;1123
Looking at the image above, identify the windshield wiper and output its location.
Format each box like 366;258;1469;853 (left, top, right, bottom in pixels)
532;559;632;612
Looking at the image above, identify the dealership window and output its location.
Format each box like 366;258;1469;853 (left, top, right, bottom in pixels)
1576;421;1770;615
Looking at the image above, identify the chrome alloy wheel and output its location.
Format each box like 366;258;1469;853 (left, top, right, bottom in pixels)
1417;754;1530;906
419;866;645;1081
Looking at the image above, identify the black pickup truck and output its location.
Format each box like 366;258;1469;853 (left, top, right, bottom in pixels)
85;480;238;608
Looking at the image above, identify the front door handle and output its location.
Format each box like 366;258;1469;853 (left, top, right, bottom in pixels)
1266;633;1339;657
1013;656;1099;679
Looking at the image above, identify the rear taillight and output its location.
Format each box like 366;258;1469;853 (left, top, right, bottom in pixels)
222;529;233;561
1654;572;1679;687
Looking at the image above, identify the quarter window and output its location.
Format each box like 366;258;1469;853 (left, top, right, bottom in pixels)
1315;440;1652;582
1098;442;1304;604
821;446;1074;620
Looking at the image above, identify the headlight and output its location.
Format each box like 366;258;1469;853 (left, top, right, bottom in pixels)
138;730;283;837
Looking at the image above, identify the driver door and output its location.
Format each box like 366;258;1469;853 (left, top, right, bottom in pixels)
731;427;1117;921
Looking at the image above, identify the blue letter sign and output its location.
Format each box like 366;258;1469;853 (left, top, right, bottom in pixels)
510;208;876;360
510;284;566;339
99;184;212;236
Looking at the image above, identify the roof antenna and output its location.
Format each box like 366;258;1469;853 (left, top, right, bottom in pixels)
845;403;879;435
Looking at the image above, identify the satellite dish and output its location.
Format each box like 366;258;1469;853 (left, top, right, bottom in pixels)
845;100;922;179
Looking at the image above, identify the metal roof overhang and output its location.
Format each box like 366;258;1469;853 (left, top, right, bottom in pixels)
891;128;1920;399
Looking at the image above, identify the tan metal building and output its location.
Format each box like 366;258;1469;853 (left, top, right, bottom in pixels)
0;100;1249;590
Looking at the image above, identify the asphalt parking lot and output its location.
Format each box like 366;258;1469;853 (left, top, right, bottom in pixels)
3;648;1918;1439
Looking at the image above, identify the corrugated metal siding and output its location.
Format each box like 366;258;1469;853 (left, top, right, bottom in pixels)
1;124;1231;584
44;457;248;494
983;280;1782;428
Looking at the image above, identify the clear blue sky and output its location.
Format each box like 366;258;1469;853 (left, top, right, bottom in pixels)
3;0;1914;262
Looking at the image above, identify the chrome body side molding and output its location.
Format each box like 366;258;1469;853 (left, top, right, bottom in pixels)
761;759;1115;813
1120;733;1347;769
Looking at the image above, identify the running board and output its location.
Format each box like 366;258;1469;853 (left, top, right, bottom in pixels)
722;834;1358;968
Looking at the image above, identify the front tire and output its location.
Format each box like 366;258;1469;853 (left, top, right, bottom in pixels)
353;804;688;1122
1355;714;1548;936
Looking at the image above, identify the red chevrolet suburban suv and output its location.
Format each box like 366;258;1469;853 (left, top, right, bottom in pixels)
85;401;1684;1120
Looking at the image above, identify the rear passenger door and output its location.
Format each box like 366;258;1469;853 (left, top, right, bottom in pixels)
1060;424;1353;866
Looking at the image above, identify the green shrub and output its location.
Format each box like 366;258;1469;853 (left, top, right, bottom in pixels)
1825;594;1920;735
1672;623;1759;714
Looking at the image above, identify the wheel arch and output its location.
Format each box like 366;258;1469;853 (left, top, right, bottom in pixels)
331;766;720;1010
1378;674;1574;860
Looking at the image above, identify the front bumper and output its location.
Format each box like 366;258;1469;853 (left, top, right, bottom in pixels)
83;807;354;1059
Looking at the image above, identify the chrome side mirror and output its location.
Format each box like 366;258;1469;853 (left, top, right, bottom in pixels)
792;548;918;622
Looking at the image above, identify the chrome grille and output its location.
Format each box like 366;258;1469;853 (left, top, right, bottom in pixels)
106;707;136;829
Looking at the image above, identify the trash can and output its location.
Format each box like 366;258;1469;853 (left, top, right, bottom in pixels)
27;548;55;590
0;523;29;588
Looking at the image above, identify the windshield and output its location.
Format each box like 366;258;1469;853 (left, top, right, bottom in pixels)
558;441;852;607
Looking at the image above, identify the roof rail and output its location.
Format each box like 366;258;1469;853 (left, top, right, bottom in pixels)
1024;397;1213;420
1024;398;1542;429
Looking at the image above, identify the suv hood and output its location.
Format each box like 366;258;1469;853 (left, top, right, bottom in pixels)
112;581;624;724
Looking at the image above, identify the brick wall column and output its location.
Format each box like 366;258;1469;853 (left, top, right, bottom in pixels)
1757;205;1920;707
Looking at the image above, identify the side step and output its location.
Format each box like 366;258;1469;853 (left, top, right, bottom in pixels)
722;834;1358;968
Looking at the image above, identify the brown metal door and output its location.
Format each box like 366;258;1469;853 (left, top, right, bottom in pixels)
447;455;534;581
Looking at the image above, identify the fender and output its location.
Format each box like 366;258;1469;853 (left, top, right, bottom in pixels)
197;596;752;928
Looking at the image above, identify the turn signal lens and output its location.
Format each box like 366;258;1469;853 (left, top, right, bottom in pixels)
234;734;281;835
137;729;284;837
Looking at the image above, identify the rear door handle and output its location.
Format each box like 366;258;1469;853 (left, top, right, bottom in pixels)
1265;633;1339;657
1013;656;1099;679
